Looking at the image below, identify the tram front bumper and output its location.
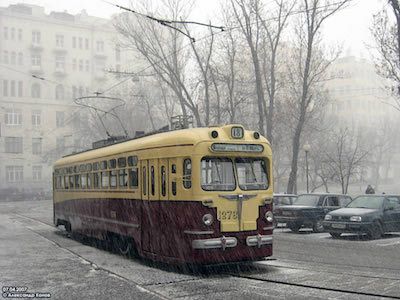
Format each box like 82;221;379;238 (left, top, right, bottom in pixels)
192;234;273;250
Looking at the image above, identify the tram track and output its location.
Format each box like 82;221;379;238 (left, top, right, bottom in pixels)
11;213;173;300
12;212;400;299
226;272;400;299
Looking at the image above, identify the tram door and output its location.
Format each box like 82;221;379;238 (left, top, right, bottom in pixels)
159;158;171;257
141;159;160;254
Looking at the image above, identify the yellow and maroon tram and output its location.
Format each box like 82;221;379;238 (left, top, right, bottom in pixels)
53;125;274;264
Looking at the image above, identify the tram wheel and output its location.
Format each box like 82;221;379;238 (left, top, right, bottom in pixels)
112;235;135;257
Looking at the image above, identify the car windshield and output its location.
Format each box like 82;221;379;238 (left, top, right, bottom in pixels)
201;157;236;191
294;195;320;206
274;196;296;205
235;158;268;190
347;196;384;209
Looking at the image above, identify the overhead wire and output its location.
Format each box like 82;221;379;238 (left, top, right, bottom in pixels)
99;0;355;95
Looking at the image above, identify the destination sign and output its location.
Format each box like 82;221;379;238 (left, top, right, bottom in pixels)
211;143;264;152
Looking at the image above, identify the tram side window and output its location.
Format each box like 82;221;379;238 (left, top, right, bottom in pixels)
64;176;69;189
151;166;155;196
81;174;87;189
87;173;92;189
172;181;177;196
75;174;80;189
129;168;138;189
69;176;74;189
171;163;177;196
101;171;109;188
61;176;65;189
183;159;192;189
161;166;166;197
93;173;100;188
119;169;128;187
110;170;117;188
142;167;147;195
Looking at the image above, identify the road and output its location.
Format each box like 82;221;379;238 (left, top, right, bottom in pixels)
1;200;400;299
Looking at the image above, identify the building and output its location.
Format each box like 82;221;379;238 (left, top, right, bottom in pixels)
0;3;132;195
324;55;400;193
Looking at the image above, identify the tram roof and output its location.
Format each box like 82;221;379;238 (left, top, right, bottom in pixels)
54;125;269;167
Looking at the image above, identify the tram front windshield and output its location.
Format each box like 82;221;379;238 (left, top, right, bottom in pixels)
201;157;268;191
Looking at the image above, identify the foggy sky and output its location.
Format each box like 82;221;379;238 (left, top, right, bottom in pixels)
2;0;386;58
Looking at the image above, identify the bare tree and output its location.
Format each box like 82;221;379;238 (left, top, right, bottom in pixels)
323;128;368;194
230;0;266;135
259;0;296;142
115;0;204;127
286;0;349;194
371;0;400;110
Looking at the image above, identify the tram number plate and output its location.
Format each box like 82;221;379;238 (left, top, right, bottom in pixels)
218;210;238;220
331;223;346;229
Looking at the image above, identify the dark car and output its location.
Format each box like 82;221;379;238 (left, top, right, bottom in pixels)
273;194;297;210
274;193;352;233
323;195;400;239
273;194;297;227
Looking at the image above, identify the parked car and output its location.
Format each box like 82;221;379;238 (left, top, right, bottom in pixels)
274;193;352;233
323;195;400;239
273;194;297;227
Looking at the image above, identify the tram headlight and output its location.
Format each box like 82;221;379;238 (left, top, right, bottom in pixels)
265;211;274;223
202;214;213;226
324;214;332;221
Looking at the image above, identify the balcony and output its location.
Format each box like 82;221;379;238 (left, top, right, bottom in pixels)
54;67;67;77
94;52;107;59
53;45;67;53
30;43;43;51
31;65;43;74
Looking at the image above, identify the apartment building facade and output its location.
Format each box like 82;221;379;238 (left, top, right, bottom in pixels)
0;3;131;194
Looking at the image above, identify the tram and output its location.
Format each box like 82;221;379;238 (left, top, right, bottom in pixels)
53;125;274;264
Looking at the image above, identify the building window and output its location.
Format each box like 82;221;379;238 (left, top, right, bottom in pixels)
4;27;8;39
32;166;42;181
10;52;16;65
79;59;83;71
18;52;23;65
3;51;9;64
85;38;89;49
31;54;41;66
72;36;76;48
55;84;64;100
56;34;64;47
78;37;83;49
5;166;23;183
18;29;22;41
10;80;16;97
32;138;42;155
5;137;23;153
11;28;15;40
32;30;41;44
72;86;77;99
5;109;22;125
18;81;23;97
56;137;65;153
31;83;41;98
116;46;121;61
56;111;65;127
78;86;84;97
32;110;41;126
72;58;77;71
85;60;90;72
55;56;65;71
3;80;8;96
96;41;104;52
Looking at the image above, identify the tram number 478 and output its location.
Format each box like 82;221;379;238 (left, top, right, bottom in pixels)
218;210;238;220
